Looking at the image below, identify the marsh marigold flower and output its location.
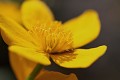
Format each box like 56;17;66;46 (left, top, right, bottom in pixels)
0;0;107;75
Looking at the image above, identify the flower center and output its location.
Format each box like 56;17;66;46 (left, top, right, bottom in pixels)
28;21;73;54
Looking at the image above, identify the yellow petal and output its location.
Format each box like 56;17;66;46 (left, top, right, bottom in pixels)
21;0;54;29
9;45;51;66
36;70;78;80
52;45;107;68
9;53;36;80
0;2;21;23
63;10;101;48
9;53;77;80
0;15;35;48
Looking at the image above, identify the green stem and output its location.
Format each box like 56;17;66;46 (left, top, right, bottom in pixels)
26;64;43;80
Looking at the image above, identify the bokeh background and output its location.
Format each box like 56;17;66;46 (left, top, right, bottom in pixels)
0;0;120;80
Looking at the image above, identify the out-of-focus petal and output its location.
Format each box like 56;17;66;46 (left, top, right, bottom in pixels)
9;53;36;80
0;2;21;23
21;0;54;29
36;70;78;80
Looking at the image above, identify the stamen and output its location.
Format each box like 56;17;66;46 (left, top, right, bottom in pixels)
28;21;73;54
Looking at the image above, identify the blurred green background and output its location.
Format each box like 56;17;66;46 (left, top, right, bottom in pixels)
0;0;120;80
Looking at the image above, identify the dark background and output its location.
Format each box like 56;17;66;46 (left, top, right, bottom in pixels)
0;0;120;80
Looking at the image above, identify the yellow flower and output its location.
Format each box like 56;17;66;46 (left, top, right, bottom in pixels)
0;0;107;69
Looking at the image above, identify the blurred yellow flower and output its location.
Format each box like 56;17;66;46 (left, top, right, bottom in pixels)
0;0;107;69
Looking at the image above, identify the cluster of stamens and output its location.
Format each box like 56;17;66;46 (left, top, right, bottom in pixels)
28;21;73;54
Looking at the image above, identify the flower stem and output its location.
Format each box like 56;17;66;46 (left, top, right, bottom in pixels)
26;64;43;80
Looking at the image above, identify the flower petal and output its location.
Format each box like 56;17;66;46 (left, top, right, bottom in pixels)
51;45;107;68
9;53;77;80
9;53;36;80
9;45;51;66
0;15;35;48
21;0;54;29
36;70;78;80
63;10;101;48
0;2;21;23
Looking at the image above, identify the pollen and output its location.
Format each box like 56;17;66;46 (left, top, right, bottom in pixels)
28;21;73;54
